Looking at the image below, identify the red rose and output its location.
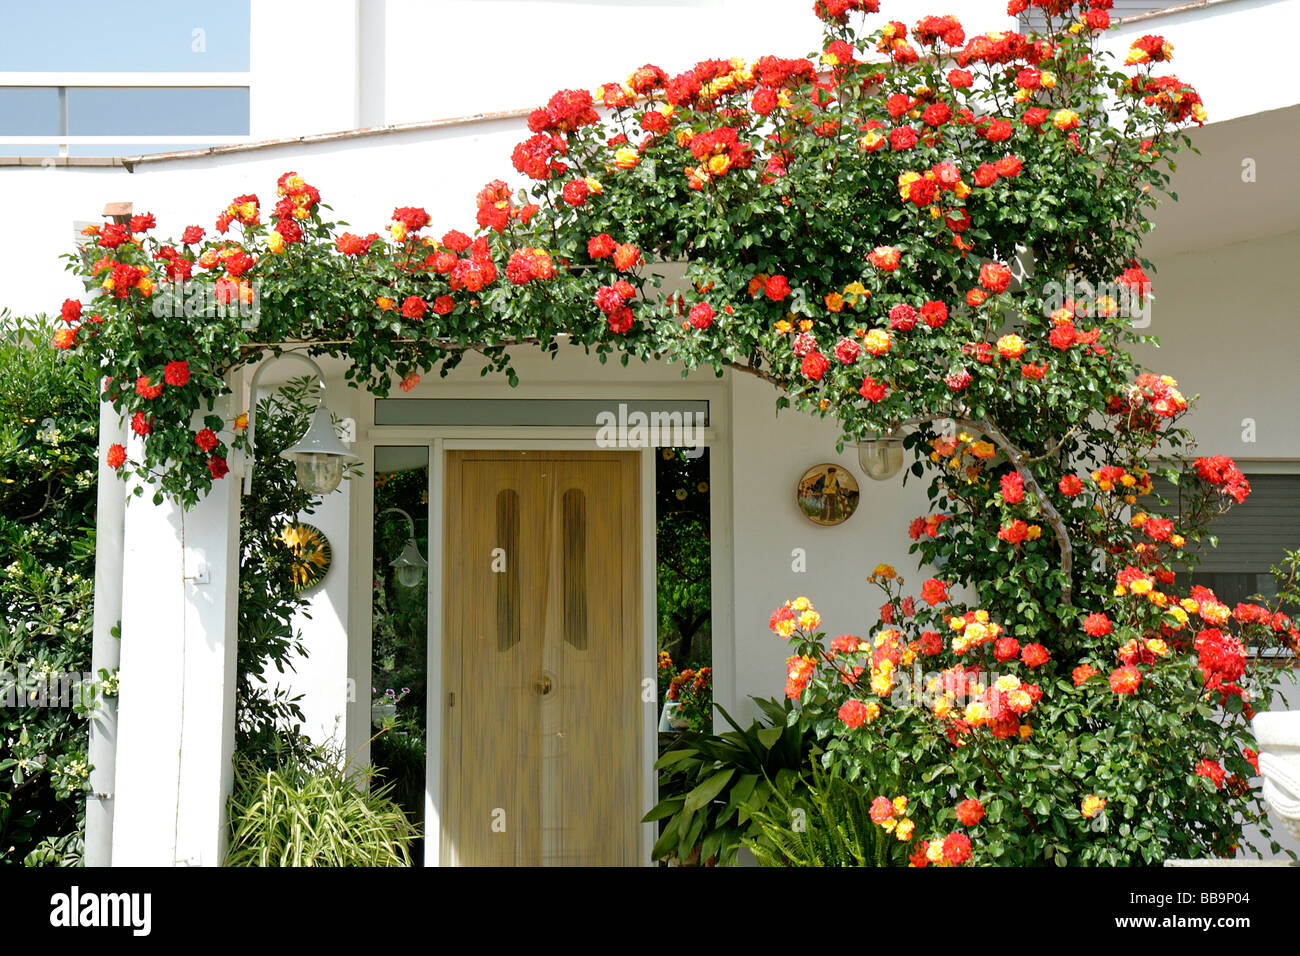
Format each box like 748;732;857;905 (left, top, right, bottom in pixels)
765;275;791;301
562;179;590;206
1021;643;1050;667
834;337;861;364
983;119;1013;142
752;88;779;116
400;296;427;319
801;351;830;380
1083;613;1112;637
606;306;635;334
60;299;82;324
995;155;1023;178
135;375;163;400
920;577;949;606
955;799;985;827
908;177;937;207
98;223;130;249
942;832;972;864
945;368;972;391
182;225;205;245
163;361;189;387
391;206;431;232
207;456;230;480
947;69;974;88
966;288;987;307
1085;8;1110;30
688;302;715;330
1195;759;1225;789
994;637;1020;662
588;233;616;259
195;428;219;452
921;102;951;128
1049;324;1077;349
106;443;127;470
889;126;919;151
433;295;455;315
613;243;642;271
1109;664;1142;695
921;300;948;328
888;303;918;330
858;376;887;402
973;163;999;188
979;263;1012;293
1023;108;1049;128
433;230;467;253
131;411;151;436
1000;472;1025;504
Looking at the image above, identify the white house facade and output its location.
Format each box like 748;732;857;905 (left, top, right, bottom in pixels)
1;0;1297;866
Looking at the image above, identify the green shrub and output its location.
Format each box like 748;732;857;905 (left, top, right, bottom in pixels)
644;697;819;865
0;312;99;866
744;764;887;867
225;749;420;867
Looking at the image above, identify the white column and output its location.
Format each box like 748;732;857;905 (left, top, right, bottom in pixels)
111;460;241;867
86;396;126;866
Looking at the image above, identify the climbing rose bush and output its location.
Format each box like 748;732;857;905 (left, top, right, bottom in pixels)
50;0;1294;862
773;564;1297;864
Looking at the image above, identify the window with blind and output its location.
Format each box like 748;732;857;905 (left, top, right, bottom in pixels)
1153;473;1300;609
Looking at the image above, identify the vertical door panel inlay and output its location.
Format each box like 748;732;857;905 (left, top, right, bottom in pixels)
496;488;520;651
562;488;588;650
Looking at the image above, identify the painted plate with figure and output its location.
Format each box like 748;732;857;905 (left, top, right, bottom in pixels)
797;463;859;526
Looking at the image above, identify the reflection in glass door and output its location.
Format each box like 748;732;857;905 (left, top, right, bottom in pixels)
371;445;429;865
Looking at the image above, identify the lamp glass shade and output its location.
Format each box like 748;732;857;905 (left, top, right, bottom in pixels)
391;539;428;588
293;455;345;495
858;438;904;481
280;404;358;494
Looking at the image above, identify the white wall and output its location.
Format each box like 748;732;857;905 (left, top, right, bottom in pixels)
1134;229;1300;463
727;373;937;717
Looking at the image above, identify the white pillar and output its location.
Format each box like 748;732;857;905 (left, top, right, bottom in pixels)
86;396;126;866
111;457;241;867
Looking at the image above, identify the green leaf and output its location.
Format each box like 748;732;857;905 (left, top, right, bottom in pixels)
683;768;735;812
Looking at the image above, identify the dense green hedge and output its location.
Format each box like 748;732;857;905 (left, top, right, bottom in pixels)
0;313;99;866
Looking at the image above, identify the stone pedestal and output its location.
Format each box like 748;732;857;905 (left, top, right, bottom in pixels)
1253;711;1300;842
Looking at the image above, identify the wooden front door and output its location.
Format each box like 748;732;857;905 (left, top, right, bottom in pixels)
442;450;641;866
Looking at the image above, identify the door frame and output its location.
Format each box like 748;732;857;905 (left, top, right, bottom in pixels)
354;378;733;866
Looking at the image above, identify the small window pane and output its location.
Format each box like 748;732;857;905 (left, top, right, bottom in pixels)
0;88;60;135
67;87;249;136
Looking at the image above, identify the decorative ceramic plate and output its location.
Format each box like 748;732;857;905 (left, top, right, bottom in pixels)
796;463;860;526
280;522;331;592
